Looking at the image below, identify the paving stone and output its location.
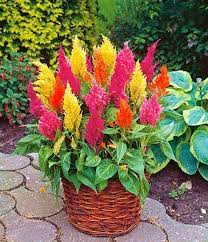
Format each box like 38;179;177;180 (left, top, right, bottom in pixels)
0;171;24;191
1;210;56;242
0;194;15;216
0;223;6;242
48;211;107;242
19;165;64;197
11;187;63;218
0;155;30;170
201;223;208;228
28;153;39;170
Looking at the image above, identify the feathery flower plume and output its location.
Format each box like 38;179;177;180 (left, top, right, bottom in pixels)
140;92;162;126
141;40;160;82
63;84;82;134
38;109;62;141
109;42;135;106
93;47;108;86
84;83;109;115
70;36;91;82
27;82;45;118
85;114;104;148
53;135;65;155
58;45;80;95
49;75;65;113
130;61;147;107
33;61;56;109
149;65;170;97
86;55;93;72
116;99;133;129
99;36;116;76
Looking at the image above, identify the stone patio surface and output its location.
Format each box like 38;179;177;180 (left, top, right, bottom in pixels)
0;152;208;242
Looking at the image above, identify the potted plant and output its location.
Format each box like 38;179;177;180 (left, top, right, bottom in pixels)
15;36;174;237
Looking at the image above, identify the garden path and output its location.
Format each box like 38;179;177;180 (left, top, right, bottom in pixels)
0;152;208;242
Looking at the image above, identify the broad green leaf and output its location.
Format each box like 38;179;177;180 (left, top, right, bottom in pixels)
103;127;120;134
60;152;71;180
150;144;168;164
96;159;118;180
138;175;150;204
105;106;118;123
198;163;208;181
176;141;198;175
195;78;208;100
183;107;208;126
68;173;81;193
48;160;59;168
116;141;127;163
190;128;208;164
38;145;53;172
82;167;96;182
51;167;61;196
160;140;176;161
125;149;144;174
97;180;108;192
85;154;101;167
75;148;85;172
77;173;97;192
169;70;192;91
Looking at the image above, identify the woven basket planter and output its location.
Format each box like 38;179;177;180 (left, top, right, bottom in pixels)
62;179;142;237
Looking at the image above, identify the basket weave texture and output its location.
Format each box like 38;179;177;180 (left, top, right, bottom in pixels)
62;179;141;237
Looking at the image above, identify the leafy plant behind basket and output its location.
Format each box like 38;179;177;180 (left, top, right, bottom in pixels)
159;71;208;180
15;36;175;203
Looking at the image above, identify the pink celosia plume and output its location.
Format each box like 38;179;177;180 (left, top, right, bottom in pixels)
139;92;162;126
85;114;104;148
141;40;160;83
27;82;45;118
86;55;93;72
38;109;62;140
58;45;80;95
84;83;110;115
109;42;135;106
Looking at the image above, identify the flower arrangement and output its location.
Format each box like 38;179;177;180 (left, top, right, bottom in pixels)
16;36;173;203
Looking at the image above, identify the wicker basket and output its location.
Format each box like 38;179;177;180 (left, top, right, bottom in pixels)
62;179;141;237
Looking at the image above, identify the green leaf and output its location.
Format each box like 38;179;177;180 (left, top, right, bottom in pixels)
51;167;61;196
48;160;59;168
97;180;108;192
169;70;192;92
68;173;81;193
176;141;198;175
138;175;150;204
61;152;71;180
183;107;208;126
103;127;120;134
39;145;53;172
116;141;127;163
198;163;208;181
150;144;168;164
85;154;101;167
195;78;208;100
77;173;97;192
159;140;176;161
190;128;208;164
105;106;118;123
96;159;118;180
125;149;144;174
75;148;85;172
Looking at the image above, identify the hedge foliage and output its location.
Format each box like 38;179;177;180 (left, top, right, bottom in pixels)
111;0;208;79
0;0;98;65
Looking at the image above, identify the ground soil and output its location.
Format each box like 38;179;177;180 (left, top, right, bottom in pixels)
0;118;208;225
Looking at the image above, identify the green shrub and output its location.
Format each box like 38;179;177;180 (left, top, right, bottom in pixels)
0;0;98;66
158;71;208;180
0;52;37;125
111;0;208;78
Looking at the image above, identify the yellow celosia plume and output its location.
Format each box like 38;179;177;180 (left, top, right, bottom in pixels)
129;61;147;107
70;36;89;82
99;36;116;76
33;61;56;110
63;84;82;136
53;135;65;155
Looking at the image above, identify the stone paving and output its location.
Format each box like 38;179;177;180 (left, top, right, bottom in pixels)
0;152;208;242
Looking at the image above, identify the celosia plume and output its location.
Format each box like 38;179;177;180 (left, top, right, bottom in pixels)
116;99;133;129
139;92;162;127
93;47;108;86
53;135;65;155
99;36;116;76
129;61;147;107
70;36;91;82
85;114;104;148
86;55;93;72
38;109;62;141
58;45;80;95
141;40;160;82
27;82;46;118
148;65;170;96
49;75;65;113
84;83;109;115
63;84;82;135
109;42;135;106
33;61;56;110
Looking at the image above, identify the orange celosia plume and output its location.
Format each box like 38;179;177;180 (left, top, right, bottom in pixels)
116;99;133;129
149;65;170;96
49;75;65;113
93;48;107;86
